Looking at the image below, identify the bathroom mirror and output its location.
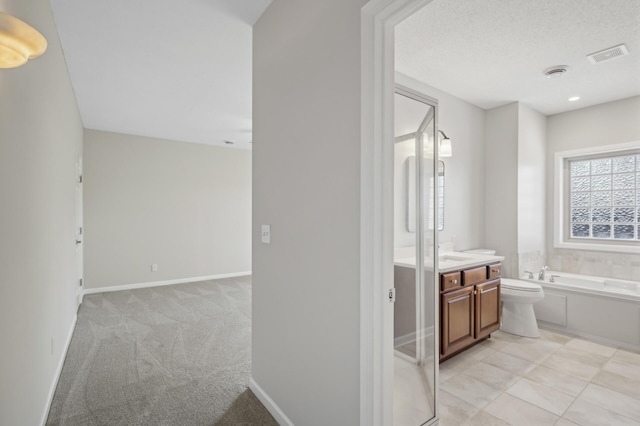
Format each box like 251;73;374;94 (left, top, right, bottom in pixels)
406;158;444;232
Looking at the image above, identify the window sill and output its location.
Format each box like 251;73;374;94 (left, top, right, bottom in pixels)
554;240;640;254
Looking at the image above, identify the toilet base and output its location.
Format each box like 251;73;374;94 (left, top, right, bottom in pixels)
501;302;540;338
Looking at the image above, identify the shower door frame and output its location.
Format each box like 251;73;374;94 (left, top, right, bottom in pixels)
395;84;440;423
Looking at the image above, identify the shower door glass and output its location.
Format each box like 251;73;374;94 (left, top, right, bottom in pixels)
393;87;438;425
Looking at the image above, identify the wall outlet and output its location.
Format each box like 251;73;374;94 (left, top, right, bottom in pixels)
151;263;158;272
261;224;271;244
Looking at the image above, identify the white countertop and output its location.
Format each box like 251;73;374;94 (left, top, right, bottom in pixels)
394;251;504;273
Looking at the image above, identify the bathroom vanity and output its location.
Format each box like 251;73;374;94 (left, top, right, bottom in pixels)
439;258;502;360
393;251;504;361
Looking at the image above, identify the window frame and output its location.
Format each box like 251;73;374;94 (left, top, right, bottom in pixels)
554;141;640;254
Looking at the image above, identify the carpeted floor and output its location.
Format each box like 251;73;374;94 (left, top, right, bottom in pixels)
46;276;278;426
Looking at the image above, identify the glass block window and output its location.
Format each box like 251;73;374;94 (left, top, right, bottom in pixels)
569;154;639;241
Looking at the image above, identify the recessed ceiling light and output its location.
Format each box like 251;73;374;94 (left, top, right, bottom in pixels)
568;96;580;102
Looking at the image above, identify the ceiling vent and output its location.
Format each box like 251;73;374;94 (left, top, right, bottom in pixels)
544;66;568;78
587;44;629;64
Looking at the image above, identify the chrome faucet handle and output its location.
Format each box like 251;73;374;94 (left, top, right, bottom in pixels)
523;270;534;279
538;265;549;280
549;274;561;283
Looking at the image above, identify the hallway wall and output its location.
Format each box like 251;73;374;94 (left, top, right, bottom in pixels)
83;130;252;290
0;0;84;424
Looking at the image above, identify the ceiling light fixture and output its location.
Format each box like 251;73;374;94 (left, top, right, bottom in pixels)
438;130;452;157
568;96;580;102
0;12;47;68
544;66;568;79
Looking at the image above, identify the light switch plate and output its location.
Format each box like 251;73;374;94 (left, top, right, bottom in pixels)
261;224;271;244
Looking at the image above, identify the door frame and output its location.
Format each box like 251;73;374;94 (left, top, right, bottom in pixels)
360;0;436;425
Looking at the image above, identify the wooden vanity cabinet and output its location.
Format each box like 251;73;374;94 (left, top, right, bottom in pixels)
475;279;501;340
440;262;501;361
441;286;475;356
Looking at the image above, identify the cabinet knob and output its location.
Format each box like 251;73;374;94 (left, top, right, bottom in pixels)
452;279;458;284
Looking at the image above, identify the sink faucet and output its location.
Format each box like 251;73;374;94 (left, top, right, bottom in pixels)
538;266;548;281
523;270;534;279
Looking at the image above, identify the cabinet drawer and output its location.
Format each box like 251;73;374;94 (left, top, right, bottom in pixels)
462;267;487;286
441;272;462;292
487;263;501;279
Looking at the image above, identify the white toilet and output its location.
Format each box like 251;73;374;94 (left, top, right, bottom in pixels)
500;278;545;338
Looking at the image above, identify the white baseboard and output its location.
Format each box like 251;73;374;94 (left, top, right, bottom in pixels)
41;313;77;426
83;271;252;295
249;377;294;426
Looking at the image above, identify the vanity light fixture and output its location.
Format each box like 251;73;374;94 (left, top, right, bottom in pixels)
438;130;452;157
568;96;580;102
0;12;47;68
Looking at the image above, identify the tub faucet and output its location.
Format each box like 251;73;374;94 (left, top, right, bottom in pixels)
549;274;561;283
538;266;548;281
523;270;534;279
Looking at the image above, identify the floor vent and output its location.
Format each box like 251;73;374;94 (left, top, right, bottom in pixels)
587;44;629;64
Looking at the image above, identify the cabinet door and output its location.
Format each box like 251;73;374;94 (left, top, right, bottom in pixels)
475;279;501;339
441;286;475;357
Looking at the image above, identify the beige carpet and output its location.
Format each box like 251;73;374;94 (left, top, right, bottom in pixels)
46;276;277;426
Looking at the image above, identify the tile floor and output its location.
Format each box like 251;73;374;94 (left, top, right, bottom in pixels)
438;329;640;426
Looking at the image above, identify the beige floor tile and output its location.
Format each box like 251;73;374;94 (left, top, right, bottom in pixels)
440;352;481;372
464;341;498;361
480;335;511;350
540;353;599;381
578;383;640;422
461;410;509;426
484;351;537;375
484;393;559;426
461;362;519;391
438;390;479;426
439;365;460;383
603;357;640;382
554;419;580;426
552;345;610;369
492;330;528;343
525;364;588;397
564;337;617;358
538;328;573;345
500;339;562;364
506;378;575;416
563;399;639;426
611;348;640;367
591;369;640;400
441;371;503;408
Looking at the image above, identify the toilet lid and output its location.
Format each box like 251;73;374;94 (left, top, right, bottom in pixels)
501;278;542;292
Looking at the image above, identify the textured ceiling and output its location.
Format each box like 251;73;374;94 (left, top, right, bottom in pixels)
396;0;640;115
50;0;272;149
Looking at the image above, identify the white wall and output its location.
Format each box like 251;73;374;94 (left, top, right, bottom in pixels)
546;96;640;280
0;0;84;424
517;104;547;274
395;73;487;252
83;130;251;290
252;0;365;424
485;103;519;276
485;102;548;278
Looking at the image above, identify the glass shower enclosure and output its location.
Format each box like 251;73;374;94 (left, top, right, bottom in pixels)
393;86;439;425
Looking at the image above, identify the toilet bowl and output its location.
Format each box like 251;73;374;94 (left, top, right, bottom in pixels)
500;278;544;338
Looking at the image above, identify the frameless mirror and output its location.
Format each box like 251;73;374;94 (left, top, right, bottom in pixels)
406;159;444;232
